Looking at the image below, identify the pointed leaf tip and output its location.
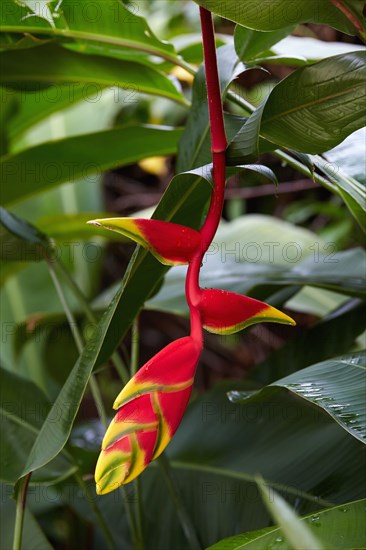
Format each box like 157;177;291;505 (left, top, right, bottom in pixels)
200;289;295;334
88;217;201;265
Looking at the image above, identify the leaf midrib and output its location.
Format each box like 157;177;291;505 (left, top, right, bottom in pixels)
0;25;179;65
263;82;365;125
1;406;41;435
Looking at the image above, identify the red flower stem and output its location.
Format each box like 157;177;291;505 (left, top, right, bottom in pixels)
185;7;227;347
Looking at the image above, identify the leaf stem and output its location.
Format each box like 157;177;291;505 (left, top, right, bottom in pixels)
12;474;31;550
74;471;116;550
158;454;201;550
53;256;129;384
47;260;108;426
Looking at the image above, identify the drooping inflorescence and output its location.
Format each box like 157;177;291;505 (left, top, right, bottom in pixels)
89;7;295;495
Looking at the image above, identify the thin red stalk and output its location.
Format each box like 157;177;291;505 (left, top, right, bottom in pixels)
185;7;227;347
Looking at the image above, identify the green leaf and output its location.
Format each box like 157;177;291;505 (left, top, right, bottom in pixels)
0;42;185;104
257;480;325;550
226;101;266;163
234;24;295;61
1;125;182;204
207;498;366;549
194;0;360;34
228;51;366;162
0;206;49;247
1;84;86;141
324;128;366;185
255;298;365;382
230;350;366;444
310;154;366;232
0;366;73;483
261;51;366;153
0;206;52;262
272;35;366;63
0;0;179;64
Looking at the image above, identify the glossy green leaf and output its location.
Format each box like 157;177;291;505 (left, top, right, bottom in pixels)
0;366;73;483
0;206;49;247
324;128;366;185
208;498;366;549
272;35;366;63
310;154;366;232
0;206;52;262
228;51;366;162
261;51;366;152
0;43;185;104
257;480;325;550
255;298;365;383
0;0;179;64
230;350;366;444
194;0;361;34
234;24;295;61
1;84;87;141
1;125;182;204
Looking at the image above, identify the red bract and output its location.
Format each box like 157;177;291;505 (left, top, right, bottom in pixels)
87;217;201;265
200;289;296;334
95;337;201;494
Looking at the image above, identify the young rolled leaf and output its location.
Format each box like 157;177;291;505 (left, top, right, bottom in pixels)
200;289;295;334
95;336;201;494
88;217;201;265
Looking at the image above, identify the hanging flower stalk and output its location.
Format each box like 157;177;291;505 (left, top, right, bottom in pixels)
89;7;295;495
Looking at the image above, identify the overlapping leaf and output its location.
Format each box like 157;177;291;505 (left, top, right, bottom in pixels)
229;350;366;443
208;498;366;549
1;125;182;204
227;51;366;162
0;43;185;104
0;0;179;65
194;0;363;35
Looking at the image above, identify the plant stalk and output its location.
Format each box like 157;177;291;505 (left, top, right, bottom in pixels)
53;256;129;384
158;454;201;550
74;471;116;550
12;474;31;550
47;261;108;426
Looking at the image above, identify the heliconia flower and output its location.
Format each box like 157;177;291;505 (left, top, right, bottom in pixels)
199;289;295;334
95;336;201;495
87;217;201;266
